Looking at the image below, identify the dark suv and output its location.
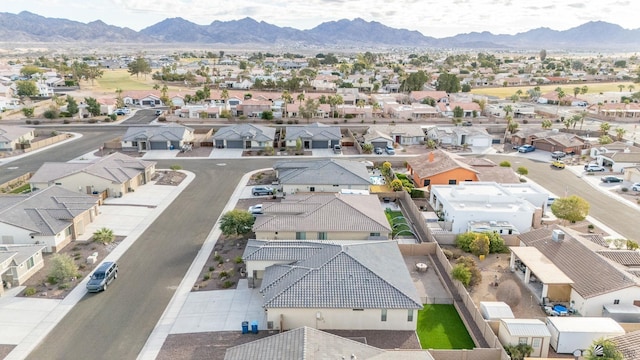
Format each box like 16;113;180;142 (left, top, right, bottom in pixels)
86;261;118;292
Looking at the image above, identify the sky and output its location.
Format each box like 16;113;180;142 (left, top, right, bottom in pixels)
4;0;639;38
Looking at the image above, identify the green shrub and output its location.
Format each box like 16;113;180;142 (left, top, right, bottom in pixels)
214;254;222;262
170;165;182;171
219;271;229;279
499;161;511;167
456;256;481;287
222;280;235;288
234;256;243;264
203;273;211;281
32;120;40;125
63;119;71;124
209;266;215;272
24;287;37;296
443;249;453;259
452;264;471;287
58;283;70;290
47;276;58;285
470;234;490;256
455;232;475;252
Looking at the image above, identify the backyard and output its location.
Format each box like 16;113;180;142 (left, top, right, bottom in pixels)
416;304;475;350
384;209;412;237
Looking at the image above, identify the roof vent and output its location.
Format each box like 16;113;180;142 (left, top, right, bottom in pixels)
486;203;492;208
552;229;565;242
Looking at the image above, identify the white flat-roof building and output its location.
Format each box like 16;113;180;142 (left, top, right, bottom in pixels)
429;182;544;234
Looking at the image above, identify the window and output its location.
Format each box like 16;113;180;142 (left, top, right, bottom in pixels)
317;232;327;240
310;187;315;192
518;338;528;345
448;179;457;185
352;309;364;311
407;309;414;322
132;141;138;146
295;232;306;240
370;232;380;237
27;257;35;269
381;309;387;322
65;227;72;236
614;299;620;304
423;179;431;186
55;182;62;185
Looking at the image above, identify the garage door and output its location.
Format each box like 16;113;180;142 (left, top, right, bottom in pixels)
226;140;243;149
150;141;168;150
471;138;490;147
372;141;388;148
312;140;329;149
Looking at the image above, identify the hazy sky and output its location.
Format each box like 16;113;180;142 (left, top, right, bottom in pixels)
5;0;639;38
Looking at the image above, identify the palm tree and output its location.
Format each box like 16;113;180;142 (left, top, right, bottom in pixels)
573;87;581;98
578;111;586;130
541;119;553;129
281;90;293;118
503;105;513;118
221;89;229;103
600;122;611;135
629;84;636;93
297;93;305;105
615;127;626;141
555;87;566;114
507;118;519;133
618;84;625;92
580;85;589;95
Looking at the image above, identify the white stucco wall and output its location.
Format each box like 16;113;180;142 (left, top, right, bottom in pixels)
571;286;640;317
254;230;389;241
282;183;370;194
266;307;416;331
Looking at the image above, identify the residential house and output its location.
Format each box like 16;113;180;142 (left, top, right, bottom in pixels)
29;152;156;198
409;90;449;104
274;159;371;194
385;103;439;119
497;319;551;358
592;142;640;172
436;101;480;117
515;226;640;316
122;91;162;107
0;244;46;289
0;186;100;252
0;125;35;152
244;240;422;331
224;326;434;360
285;123;341;150
612;330;640;360
406;150;478;188
367;124;426;146
510;129;589;154
426;126;493;148
236;99;272;117
429;182;544;234
592;102;640;119
212;123;275;149
252;193;391;241
121;124;195;151
363;129;394;149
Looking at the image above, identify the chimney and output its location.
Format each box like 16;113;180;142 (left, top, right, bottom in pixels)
428;152;435;163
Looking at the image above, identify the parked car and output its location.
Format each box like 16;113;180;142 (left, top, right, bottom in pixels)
601;176;623;183
518;145;536;153
86;262;118;293
385;145;395;155
155;109;163;116
252;186;274;196
461;121;472;126
114;109;126;116
333;144;342;154
632;183;640;191
551;151;566;160
551;160;565;169
374;147;383;155
248;204;263;215
584;163;605;172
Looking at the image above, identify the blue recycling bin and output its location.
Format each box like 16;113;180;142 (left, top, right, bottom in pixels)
251;320;258;334
241;321;249;334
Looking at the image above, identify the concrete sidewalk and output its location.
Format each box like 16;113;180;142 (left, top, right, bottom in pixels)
3;171;195;360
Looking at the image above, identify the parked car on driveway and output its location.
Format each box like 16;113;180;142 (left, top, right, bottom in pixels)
551;151;566;159
248;204;263;215
601;176;623;183
385;145;395;155
252;186;274;196
551;160;565;169
374;147;383;155
518;145;535;153
632;183;640;191
584;163;605;172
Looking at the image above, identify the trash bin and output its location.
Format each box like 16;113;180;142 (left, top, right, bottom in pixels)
241;321;249;334
251;321;258;334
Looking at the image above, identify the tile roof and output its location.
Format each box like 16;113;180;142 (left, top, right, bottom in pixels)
597;250;640;267
224;326;403;360
212;123;275;142
474;166;520;184
0;125;34;142
242;240;336;261
0;186;98;236
580;233;609;248
407;150;477;179
258;241;422;309
285;122;341;141
122;124;193;142
612;330;640;360
274;159;371;186
30;152;155;184
253;193;391;234
518;226;639;298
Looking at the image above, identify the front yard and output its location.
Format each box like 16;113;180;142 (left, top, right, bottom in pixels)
416;304;475;349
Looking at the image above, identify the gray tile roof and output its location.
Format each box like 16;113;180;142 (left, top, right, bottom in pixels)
252;193;391;233
518;226;639;298
597;250;640;267
122;124;193;142
30;152;155;184
258;241;422;309
274;159;371;186
212;123;275;141
0;186;98;236
285;122;341;141
0;244;46;265
223;326;385;360
242;239;336;261
0;125;35;142
612;330;640;360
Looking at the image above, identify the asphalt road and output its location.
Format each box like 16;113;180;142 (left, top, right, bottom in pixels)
26;158;269;360
487;154;639;240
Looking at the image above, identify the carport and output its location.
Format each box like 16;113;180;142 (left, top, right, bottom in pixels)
510;247;573;304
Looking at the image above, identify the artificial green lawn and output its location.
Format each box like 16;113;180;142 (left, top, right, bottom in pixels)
417;304;475;350
385;210;411;236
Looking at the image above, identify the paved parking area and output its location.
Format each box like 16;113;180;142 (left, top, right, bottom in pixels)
0;295;61;345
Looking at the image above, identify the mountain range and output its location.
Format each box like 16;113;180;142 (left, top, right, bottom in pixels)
1;11;639;50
